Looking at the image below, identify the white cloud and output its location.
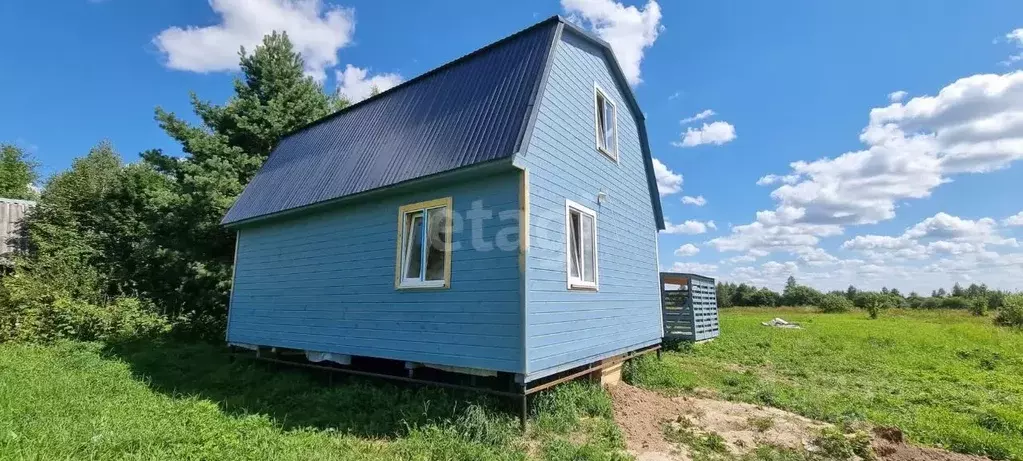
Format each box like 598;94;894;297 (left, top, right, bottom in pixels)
335;64;403;102
680;109;715;124
561;0;662;85
794;247;839;266
681;195;706;206
841;212;1018;265
707;216;842;254
663;220;716;235
1004;211;1023;226
888;90;908;103
724;254;758;264
154;0;355;81
668;90;683;100
1003;28;1023;65
674;121;737;148
904;212;1003;242
739;71;1023;233
673;243;700;257
652;158;683;196
755;174;800;186
668;262;718;274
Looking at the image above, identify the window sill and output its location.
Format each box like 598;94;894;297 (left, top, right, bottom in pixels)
396;281;449;290
568;282;598;292
596;147;618;163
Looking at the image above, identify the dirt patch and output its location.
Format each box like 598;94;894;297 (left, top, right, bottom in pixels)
608;383;693;455
607;384;992;461
871;427;991;461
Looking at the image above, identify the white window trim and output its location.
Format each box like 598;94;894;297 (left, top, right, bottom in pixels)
593;83;619;163
395;197;452;290
565;199;599;291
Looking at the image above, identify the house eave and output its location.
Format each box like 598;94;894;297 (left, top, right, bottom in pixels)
223;158;520;229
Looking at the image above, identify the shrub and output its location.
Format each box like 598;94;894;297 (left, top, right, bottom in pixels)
818;293;853;313
968;297;988;317
942;297;970;310
855;292;890;319
994;294;1023;328
0;266;168;343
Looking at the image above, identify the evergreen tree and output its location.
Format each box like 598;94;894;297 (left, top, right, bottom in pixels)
0;144;39;200
142;32;347;334
951;282;964;297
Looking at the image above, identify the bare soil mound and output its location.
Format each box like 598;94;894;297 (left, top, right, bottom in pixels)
608;383;990;461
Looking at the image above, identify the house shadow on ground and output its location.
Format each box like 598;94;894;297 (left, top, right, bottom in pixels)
102;339;515;438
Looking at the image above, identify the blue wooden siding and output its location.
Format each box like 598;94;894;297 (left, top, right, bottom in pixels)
227;170;524;373
518;29;662;381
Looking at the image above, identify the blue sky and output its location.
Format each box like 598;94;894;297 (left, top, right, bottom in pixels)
2;0;1023;292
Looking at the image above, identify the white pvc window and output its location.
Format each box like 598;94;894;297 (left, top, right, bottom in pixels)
397;198;451;289
566;200;598;290
594;85;618;161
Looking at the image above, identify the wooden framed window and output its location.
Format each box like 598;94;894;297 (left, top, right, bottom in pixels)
594;85;618;161
396;197;452;289
565;200;598;290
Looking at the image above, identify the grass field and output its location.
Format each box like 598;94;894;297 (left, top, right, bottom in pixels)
628;308;1023;460
2;309;1021;460
0;340;628;460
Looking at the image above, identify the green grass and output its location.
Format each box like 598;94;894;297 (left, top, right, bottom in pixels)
627;308;1023;460
0;340;626;460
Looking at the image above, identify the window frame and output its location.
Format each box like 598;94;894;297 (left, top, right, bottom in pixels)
565;199;599;291
395;197;453;290
593;84;619;163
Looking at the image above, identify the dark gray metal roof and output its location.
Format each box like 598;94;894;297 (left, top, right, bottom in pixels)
222;18;559;225
222;16;665;230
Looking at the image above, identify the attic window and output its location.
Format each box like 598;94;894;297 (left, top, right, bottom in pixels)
566;200;598;290
396;198;452;289
594;86;618;161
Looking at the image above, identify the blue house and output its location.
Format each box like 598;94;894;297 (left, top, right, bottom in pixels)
222;16;666;387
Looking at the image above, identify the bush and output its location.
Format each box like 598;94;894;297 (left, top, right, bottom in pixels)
0;266;168;343
994;294;1023;328
942;297;970;310
968;297;989;317
818;294;853;313
921;297;942;310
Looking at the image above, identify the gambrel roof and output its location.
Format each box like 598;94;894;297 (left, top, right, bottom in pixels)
223;16;664;230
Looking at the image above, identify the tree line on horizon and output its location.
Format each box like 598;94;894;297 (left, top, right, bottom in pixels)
717;275;1023;325
0;32;353;343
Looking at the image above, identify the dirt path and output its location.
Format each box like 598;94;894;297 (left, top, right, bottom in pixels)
607;384;990;461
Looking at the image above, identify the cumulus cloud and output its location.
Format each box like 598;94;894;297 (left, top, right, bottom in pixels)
652;158;683;196
681;195;706;206
755;174;800;186
154;0;355;81
713;71;1023;263
561;0;662;85
335;64;403;102
1004;211;1023;226
888;90;908;103
668;262;718;274
664;220;716;235
1003;28;1023;65
680;109;715;124
724;254;758;264
841;212;1018;264
673;243;700;257
674;121;737;148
